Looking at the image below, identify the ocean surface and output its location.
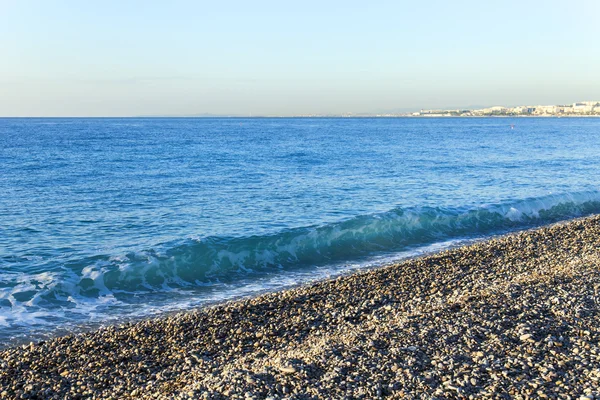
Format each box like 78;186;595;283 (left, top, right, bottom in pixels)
1;117;599;345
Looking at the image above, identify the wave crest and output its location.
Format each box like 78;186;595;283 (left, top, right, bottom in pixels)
2;190;600;336
79;190;600;292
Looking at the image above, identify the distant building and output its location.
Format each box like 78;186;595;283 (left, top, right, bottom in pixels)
536;105;556;114
573;102;593;113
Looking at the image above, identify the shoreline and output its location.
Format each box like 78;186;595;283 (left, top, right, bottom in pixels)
1;216;599;399
0;236;476;350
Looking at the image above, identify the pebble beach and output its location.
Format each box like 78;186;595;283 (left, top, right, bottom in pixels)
1;215;599;399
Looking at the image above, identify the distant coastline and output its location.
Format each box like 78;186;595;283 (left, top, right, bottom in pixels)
143;101;600;118
404;100;600;118
4;101;600;118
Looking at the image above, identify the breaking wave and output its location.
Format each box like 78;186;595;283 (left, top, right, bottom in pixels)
2;190;600;341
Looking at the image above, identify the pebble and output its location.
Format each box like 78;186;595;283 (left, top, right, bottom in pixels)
278;366;296;374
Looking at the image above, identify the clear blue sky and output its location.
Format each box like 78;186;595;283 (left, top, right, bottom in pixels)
1;0;599;116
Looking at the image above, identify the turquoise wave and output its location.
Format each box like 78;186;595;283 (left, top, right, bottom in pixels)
83;190;600;293
2;190;600;339
3;190;600;302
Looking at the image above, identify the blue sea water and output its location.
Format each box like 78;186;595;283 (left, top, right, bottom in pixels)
1;117;599;345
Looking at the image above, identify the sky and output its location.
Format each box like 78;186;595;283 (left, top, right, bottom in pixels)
1;0;599;116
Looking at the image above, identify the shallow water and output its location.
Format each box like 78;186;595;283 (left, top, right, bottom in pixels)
1;117;599;345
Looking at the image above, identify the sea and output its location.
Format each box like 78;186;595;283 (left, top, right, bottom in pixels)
1;117;599;346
